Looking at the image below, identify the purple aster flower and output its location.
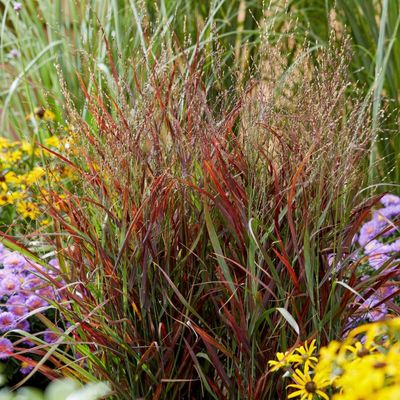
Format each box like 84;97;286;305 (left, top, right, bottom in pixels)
49;258;59;269
361;285;396;320
364;240;392;256
0;338;14;359
43;329;61;343
0;312;17;332
390;238;400;253
347;285;396;328
13;2;22;12
20;359;34;375
2;252;26;271
358;219;385;247
7;295;28;317
380;194;400;207
22;338;35;348
25;295;48;310
36;286;55;300
21;276;43;292
380;225;397;238
16;320;30;332
368;253;391;270
363;300;388;321
0;274;21;294
373;204;400;221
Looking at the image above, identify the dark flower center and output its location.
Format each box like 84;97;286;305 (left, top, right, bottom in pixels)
0;176;5;182
35;107;45;119
357;348;370;357
305;381;317;393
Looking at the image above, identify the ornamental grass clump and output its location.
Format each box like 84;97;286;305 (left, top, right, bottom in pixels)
31;37;393;399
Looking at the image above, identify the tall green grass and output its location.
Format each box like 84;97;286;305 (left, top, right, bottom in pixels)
0;0;274;137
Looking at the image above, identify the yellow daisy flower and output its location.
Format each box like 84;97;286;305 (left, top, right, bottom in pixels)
4;171;23;185
268;351;301;372
287;368;330;400
27;107;56;121
294;339;319;372
0;192;13;206
16;201;40;220
345;340;376;358
25;167;45;185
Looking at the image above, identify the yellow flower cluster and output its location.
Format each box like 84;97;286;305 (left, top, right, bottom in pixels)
0;133;75;226
269;318;400;399
268;339;329;400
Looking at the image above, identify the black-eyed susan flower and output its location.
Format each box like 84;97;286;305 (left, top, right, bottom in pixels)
268;351;302;372
345;340;376;358
287;368;330;400
36;107;55;121
10;191;27;202
294;339;319;372
4;171;23;185
16;201;40;220
26;107;56;122
0;192;13;206
21;141;32;153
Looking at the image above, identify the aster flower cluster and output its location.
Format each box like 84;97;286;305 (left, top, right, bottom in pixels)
350;194;400;323
358;194;400;263
269;317;400;399
328;194;400;326
0;243;65;376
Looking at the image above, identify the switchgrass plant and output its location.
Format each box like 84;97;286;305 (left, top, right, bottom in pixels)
2;1;400;398
24;38;394;398
291;0;400;186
